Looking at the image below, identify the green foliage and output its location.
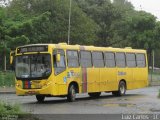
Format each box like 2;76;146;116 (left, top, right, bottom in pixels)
0;71;15;87
0;0;160;69
128;11;157;49
0;101;38;120
76;0;121;46
0;0;100;70
5;0;98;45
0;101;22;115
1;0;159;48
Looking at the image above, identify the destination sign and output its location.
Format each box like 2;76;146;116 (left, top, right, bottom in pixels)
17;46;48;53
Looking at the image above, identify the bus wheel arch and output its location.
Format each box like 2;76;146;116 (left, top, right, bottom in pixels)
68;81;79;93
112;79;127;96
67;82;79;102
120;79;127;90
119;79;127;95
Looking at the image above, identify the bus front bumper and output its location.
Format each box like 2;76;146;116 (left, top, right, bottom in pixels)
16;83;59;96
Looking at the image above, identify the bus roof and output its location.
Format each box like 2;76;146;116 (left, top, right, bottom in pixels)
17;43;146;53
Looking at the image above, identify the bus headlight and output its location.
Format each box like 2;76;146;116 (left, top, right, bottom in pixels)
16;83;21;87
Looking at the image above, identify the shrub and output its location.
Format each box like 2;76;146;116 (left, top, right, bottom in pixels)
0;101;23;115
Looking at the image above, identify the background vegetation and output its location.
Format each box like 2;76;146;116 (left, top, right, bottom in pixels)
0;101;22;115
0;101;38;120
0;0;160;70
0;71;14;86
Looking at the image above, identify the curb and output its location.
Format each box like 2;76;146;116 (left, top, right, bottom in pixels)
0;91;16;94
0;87;16;94
149;81;160;86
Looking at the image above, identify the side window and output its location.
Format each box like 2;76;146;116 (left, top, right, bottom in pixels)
67;50;79;68
53;49;66;75
92;52;104;68
126;53;136;67
104;52;116;68
80;51;92;68
116;52;126;68
136;53;146;67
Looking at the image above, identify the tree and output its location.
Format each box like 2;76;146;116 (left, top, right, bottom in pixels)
1;0;160;69
75;0;137;47
76;0;123;46
127;11;158;66
0;7;8;71
6;0;98;45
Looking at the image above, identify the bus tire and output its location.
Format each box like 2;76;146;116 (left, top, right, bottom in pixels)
88;92;101;98
112;81;126;96
67;85;76;102
36;95;45;102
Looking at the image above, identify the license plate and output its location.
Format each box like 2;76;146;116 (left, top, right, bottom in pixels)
26;91;37;95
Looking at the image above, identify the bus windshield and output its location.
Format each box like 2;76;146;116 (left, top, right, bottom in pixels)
16;54;51;80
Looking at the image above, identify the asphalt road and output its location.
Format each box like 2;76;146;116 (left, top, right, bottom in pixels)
0;86;160;120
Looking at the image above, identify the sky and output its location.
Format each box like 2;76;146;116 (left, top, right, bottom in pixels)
127;0;160;21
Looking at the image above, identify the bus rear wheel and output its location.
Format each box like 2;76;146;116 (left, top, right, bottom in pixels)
36;95;45;102
112;81;126;96
88;92;101;98
67;85;76;102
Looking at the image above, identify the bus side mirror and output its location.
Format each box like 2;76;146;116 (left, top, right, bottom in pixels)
10;51;15;71
10;56;13;65
9;51;15;65
56;54;61;62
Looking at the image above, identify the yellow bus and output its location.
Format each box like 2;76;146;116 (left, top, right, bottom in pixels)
15;43;148;102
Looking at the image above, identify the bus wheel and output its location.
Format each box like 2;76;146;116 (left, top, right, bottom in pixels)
88;92;101;98
67;85;76;102
112;81;126;96
36;95;45;102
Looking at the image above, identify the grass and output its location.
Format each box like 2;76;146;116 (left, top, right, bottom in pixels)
149;74;160;81
0;71;15;87
149;70;160;81
0;101;38;120
0;101;23;115
148;71;160;92
148;72;160;86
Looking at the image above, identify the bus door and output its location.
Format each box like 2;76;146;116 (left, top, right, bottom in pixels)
53;49;67;95
66;50;81;92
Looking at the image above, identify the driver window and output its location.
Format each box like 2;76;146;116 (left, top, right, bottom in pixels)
53;49;66;75
56;55;65;68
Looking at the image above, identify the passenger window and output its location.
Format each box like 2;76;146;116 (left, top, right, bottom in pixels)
53;49;66;75
67;50;79;68
116;52;126;68
92;52;104;68
105;52;116;68
136;54;146;67
126;53;136;67
80;51;92;68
